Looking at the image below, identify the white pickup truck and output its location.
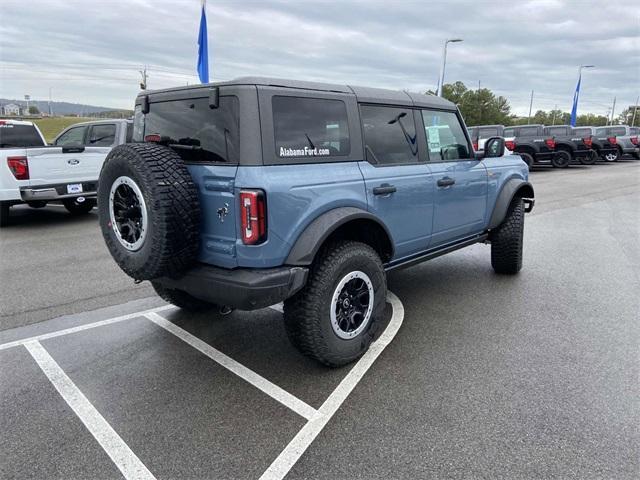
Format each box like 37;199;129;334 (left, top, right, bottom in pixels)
0;119;132;226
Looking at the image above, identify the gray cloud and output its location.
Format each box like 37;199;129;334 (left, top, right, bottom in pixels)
1;0;638;117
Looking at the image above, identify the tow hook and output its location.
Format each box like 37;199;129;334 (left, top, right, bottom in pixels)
219;305;234;316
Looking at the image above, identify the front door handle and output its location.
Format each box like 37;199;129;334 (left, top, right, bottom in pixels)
437;177;455;187
373;184;397;196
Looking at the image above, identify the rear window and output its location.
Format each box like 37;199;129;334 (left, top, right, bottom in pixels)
138;96;239;164
610;127;626;136
88;124;116;146
573;128;591;136
0;124;45;148
479;127;499;137
519;126;539;136
273;96;350;159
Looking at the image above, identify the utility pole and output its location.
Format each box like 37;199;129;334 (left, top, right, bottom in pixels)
610;96;616;125
632;95;639;127
24;94;30;116
139;66;148;90
48;87;53;116
527;90;534;125
552;104;558;125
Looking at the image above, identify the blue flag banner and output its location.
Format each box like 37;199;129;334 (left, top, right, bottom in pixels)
570;74;581;127
197;1;209;84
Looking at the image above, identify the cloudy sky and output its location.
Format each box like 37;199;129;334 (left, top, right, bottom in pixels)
1;0;638;116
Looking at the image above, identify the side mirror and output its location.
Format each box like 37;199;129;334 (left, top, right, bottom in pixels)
484;136;505;158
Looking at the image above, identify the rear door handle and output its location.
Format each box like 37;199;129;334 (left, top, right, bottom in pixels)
437;177;455;187
373;184;397;196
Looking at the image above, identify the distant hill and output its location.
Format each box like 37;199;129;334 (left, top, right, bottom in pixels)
0;98;132;117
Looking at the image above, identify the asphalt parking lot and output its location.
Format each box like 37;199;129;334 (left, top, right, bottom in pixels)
1;160;639;479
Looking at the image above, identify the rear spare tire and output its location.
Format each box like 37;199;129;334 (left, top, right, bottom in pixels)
98;143;200;281
63;197;95;215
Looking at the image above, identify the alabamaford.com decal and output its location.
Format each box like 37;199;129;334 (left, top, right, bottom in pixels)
280;146;331;157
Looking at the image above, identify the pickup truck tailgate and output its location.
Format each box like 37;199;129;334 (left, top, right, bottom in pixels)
26;146;109;186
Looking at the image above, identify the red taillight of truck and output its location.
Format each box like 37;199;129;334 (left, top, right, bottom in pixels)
544;138;556;149
240;190;267;245
7;156;29;180
505;140;516;151
608;136;617;145
583;137;593;148
630;136;638;145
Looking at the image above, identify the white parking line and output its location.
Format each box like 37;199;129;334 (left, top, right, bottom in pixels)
24;340;156;480
259;291;405;480
0;305;174;352
144;311;319;421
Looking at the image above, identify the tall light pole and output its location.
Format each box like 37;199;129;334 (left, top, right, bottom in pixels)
436;38;463;97
570;64;594;126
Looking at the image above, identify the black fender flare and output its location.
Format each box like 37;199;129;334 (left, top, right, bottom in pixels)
555;141;576;154
488;179;535;229
285;207;394;265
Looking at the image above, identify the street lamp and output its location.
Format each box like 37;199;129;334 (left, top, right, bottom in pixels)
436;38;463;97
570;64;595;126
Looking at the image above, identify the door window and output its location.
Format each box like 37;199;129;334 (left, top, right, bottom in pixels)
610;127;626;136
479;127;499;137
360;105;418;165
55;126;87;145
88;124;116;146
519;126;539;136
273;96;350;159
595;128;608;136
504;127;515;137
546;127;567;136
421;110;470;161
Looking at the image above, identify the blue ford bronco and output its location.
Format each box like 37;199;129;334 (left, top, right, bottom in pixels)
98;77;534;366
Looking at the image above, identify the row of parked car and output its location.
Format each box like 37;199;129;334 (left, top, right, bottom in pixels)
468;124;640;168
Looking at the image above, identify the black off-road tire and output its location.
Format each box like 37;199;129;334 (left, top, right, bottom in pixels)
491;198;524;275
63;198;95;215
151;281;219;312
283;241;387;367
0;202;10;227
98;143;200;281
580;150;597;165
551;150;571;168
518;152;534;169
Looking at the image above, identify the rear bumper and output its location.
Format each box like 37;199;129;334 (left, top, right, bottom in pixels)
622;146;639;155
20;181;97;202
155;264;309;310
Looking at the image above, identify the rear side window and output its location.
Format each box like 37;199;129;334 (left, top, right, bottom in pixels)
573;128;591;136
273;96;350;159
546;127;567;136
421;110;470;161
610;127;626;136
595;128;607;136
361;105;418;165
0;124;45;148
88;124;116;146
479;127;499;137
140;96;239;163
55;126;87;146
630;127;639;135
504;127;515;137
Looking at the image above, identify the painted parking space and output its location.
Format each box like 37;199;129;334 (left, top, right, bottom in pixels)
0;294;404;480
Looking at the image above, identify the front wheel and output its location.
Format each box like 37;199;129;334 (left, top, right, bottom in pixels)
580;150;598;165
63;198;95;215
551;150;571;168
491;198;525;275
284;241;386;367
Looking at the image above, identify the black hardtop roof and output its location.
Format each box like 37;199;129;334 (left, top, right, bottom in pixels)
138;76;456;110
468;124;505;129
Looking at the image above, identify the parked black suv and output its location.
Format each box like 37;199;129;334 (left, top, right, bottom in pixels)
543;125;597;165
503;125;565;168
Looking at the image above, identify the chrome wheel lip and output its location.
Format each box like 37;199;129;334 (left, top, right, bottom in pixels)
109;176;148;251
330;270;374;340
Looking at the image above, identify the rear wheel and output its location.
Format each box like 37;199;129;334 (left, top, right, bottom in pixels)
63;198;95;215
551;150;571;168
580;150;597;165
0;202;10;227
603;151;618;162
151;281;219;312
491;198;524;275
283;241;386;367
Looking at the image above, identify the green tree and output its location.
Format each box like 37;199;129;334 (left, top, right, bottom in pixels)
437;82;511;126
28;105;40;115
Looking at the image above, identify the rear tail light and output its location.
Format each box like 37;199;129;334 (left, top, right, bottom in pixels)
144;134;161;143
472;141;478;151
7;156;29;180
631;136;638;145
583;137;593;148
505;140;515;151
545;138;556;149
240;190;267;245
608;136;617;145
